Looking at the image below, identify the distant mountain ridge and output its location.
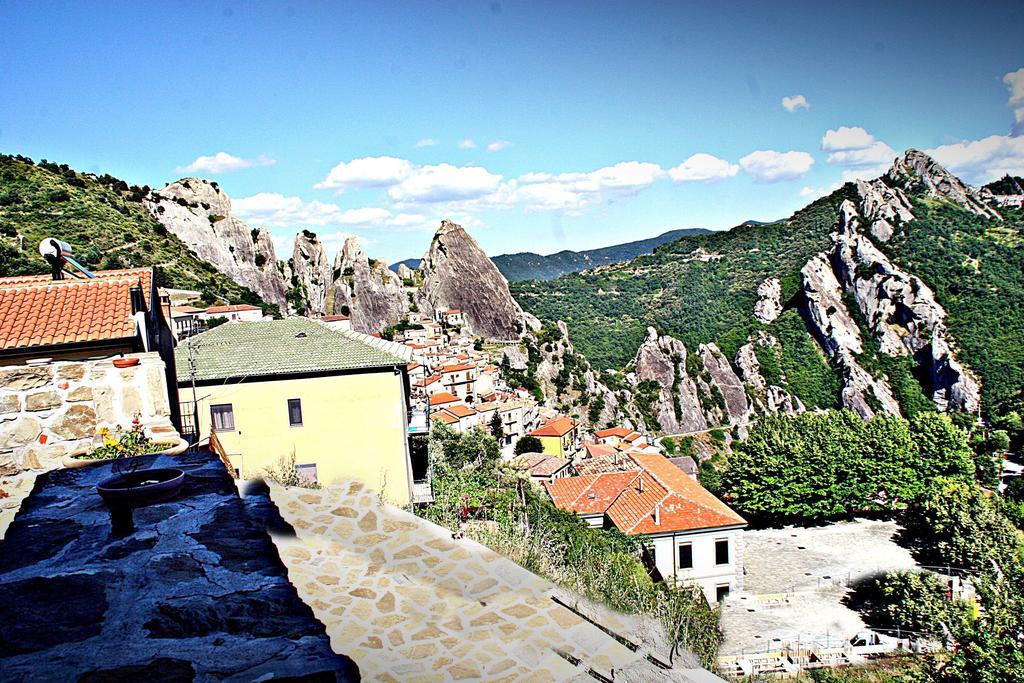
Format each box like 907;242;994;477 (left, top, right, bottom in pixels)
390;228;713;282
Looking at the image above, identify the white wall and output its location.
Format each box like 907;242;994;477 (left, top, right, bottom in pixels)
650;527;744;604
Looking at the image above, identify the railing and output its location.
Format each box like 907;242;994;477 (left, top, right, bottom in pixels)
208;430;238;479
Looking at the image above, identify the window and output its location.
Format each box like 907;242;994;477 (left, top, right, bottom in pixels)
211;403;235;432
295;463;317;485
715;538;730;565
677;543;693;569
287;398;303;427
716;584;730;602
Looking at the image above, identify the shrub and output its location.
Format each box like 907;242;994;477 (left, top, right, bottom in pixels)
514;435;543;455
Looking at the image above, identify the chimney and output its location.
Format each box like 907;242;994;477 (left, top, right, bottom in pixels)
654;503;661;526
637;473;643;493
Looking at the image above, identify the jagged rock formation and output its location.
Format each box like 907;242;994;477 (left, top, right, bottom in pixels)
534;321;625;428
854;178;915;242
326;237;408;333
698;343;749;424
144;179;288;311
753;277;782;324
418;221;527;340
800;247;902;420
829;196;982;413
886;149;1000;220
734;334;805;416
288;230;332;317
396;263;416;281
631;328;708;434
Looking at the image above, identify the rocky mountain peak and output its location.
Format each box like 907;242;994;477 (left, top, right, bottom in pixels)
326;235;408;333
144;178;288;311
418;220;527;340
885;149;1000;219
289;230;332;317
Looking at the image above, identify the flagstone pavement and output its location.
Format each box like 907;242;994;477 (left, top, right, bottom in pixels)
267;481;721;682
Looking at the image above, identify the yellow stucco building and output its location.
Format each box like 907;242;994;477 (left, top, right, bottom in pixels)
177;318;415;505
526;417;580;458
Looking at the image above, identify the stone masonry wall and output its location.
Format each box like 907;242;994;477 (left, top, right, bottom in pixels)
0;353;171;474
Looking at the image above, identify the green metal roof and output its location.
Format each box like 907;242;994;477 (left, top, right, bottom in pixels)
175;318;406;383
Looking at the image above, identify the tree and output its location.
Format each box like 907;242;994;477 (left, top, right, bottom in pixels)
514;435;543;455
489;410;504;441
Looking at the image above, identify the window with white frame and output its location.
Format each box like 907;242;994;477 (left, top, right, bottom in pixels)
211;403;235;432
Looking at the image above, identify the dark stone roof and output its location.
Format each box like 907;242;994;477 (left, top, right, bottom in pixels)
0;451;358;681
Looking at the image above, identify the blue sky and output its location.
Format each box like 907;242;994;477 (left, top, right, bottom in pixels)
2;1;1023;263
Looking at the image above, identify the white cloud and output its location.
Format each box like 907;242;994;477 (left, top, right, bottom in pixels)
739;150;815;182
176;152;276;174
667;153;739;183
799;186;821;198
458;139;477;149
821;126;877;152
387;163;504;204
486;140;512;152
819;126;896;173
234;193;347;227
1005;67;1024;135
313;156;413;191
926;134;1024;184
414;138;438;148
782;95;810;112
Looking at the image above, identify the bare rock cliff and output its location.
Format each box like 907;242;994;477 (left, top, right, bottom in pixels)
288;230;332;317
886;149;1000;220
144;178;288;311
327;237;408;334
418;221;526;340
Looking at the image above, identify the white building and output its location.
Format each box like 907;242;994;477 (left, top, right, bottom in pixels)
200;304;264;323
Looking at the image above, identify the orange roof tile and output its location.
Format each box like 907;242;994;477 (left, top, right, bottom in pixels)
320;314;349;322
546;452;745;534
431;412;459;425
0;268;151;351
529;416;578;438
443;404;477;418
205;304;261;314
441;363;475;373
593;427;634;439
428;391;460;406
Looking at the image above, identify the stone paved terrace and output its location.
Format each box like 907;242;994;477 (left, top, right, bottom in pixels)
0;451;358;681
718;519;920;657
267;482;722;682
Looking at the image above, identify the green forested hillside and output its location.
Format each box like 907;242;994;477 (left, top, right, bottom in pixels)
512;180;1024;415
511;189;853;408
0;154;278;315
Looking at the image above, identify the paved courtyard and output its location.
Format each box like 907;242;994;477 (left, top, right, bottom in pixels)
267;481;719;682
720;519;920;656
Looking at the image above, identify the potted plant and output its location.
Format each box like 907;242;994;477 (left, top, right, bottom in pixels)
112;356;140;368
63;419;187;469
96;456;185;506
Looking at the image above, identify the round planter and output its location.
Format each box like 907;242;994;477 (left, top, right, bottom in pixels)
97;468;185;505
62;438;188;469
112;357;140;369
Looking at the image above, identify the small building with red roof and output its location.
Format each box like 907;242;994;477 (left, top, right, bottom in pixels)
544;451;746;604
527;416;580;457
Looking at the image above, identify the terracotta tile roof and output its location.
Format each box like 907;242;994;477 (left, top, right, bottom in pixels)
584;443;617;458
428;391;460;406
546;452;745;534
320;314;349;322
513;454;570;478
545;471;639;516
573;454;640;476
441;363;475;373
443;404;477;419
205;304;262;314
529;416;578;438
0;268;151;351
593;427;634;439
431;412;459;425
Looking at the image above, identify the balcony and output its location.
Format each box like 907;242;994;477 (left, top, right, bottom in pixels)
408;409;428;434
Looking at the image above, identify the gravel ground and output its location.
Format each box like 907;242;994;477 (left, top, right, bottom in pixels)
720;518;920;656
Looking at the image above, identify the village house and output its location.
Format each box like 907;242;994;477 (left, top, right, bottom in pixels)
318;314;352;332
200;303;264;323
439;362;477;401
527;416;581;458
168;305;205;341
175;318;415;505
512;452;573;484
545;451;746;604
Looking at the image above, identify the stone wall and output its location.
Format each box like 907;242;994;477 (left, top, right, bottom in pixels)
0;353;172;474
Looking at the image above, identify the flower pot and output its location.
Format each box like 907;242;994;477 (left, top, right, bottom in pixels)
97;468;185;505
112;357;140;369
62;438;187;469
